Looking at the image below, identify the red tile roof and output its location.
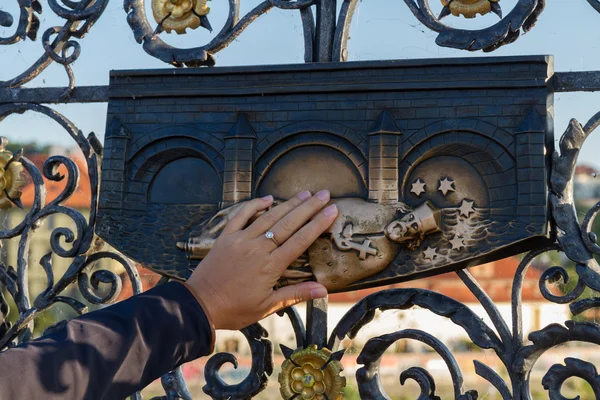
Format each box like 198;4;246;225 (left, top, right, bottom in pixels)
329;257;545;303
576;165;598;176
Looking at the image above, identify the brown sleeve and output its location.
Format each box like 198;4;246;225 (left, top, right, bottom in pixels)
0;281;214;399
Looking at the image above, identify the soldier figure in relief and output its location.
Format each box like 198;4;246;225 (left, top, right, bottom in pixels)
178;198;442;290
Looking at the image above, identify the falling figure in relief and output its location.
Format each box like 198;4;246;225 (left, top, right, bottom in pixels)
177;198;442;290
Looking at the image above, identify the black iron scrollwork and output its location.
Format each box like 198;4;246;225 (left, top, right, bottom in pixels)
0;104;147;398
0;0;552;91
124;0;320;67
4;1;600;399
1;0;108;97
357;330;477;400
0;0;41;45
203;323;274;400
402;0;545;52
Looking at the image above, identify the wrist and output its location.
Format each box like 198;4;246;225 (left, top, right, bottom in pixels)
180;281;216;353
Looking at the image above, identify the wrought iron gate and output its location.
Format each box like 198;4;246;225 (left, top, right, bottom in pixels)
2;1;600;399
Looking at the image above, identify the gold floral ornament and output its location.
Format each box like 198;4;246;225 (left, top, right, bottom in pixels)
439;0;502;19
279;345;346;400
0;138;25;210
152;0;212;34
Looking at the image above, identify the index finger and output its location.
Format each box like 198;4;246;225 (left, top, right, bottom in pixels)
271;204;338;269
222;196;274;235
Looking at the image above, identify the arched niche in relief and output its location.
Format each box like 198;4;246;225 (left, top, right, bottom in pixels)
256;146;367;199
149;157;222;204
401;135;516;211
405;155;490;209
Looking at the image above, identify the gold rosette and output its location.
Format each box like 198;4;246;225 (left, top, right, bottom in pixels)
0;140;25;209
441;0;500;18
152;0;210;34
279;345;345;400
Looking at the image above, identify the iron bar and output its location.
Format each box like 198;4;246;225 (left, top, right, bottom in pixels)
306;298;328;348
0;86;108;104
314;0;336;62
553;71;600;92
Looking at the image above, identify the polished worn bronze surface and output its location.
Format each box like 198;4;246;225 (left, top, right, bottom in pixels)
178;198;444;290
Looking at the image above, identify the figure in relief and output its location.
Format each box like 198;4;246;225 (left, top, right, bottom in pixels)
177;198;442;290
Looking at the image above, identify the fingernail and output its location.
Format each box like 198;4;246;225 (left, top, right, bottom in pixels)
310;287;328;299
297;190;311;201
316;190;330;201
323;204;337;217
262;195;273;201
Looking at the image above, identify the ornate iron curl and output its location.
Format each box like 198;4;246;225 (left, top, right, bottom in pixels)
0;0;42;45
327;288;508;398
502;111;600;400
549;111;600;292
582;200;600;255
541;358;600;400
276;305;307;349
400;0;545;52
203;323;274;399
514;321;600;399
356;329;477;399
1;0;108;96
328;288;503;353
0;105;189;399
151;366;193;400
125;0;318;67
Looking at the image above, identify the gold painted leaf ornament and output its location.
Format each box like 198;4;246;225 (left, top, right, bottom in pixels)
440;0;502;19
152;0;211;34
0;138;25;210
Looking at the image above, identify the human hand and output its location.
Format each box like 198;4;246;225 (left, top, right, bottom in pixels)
186;190;338;331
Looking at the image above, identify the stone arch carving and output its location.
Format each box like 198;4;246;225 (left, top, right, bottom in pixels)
254;121;368;190
128;125;224;159
128;125;224;184
401;119;516;206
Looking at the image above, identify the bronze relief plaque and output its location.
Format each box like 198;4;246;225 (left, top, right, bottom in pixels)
96;56;554;292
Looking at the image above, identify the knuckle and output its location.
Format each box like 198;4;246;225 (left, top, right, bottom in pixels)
280;215;296;232
230;232;245;246
239;203;254;216
263;261;279;275
293;231;309;248
262;210;278;225
292;288;304;304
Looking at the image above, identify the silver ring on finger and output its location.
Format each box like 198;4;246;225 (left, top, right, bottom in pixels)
265;231;280;247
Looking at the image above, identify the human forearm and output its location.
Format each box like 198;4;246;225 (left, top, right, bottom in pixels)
0;281;213;400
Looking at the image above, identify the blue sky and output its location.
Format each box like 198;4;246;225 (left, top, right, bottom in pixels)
2;0;600;169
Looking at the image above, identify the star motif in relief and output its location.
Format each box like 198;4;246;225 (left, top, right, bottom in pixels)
438;177;455;196
422;246;439;261
410;178;426;197
449;235;465;251
458;199;475;217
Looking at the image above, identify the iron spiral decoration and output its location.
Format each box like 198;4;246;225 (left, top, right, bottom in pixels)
2;0;600;399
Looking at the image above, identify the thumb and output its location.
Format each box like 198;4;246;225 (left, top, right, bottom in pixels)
270;281;328;311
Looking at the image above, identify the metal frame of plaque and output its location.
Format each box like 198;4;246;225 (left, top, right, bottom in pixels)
98;56;554;292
